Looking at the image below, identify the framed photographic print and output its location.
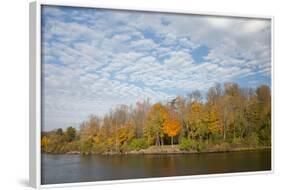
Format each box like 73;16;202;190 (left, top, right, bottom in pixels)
29;0;273;188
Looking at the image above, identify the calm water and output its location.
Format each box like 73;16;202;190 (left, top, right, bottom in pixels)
41;150;271;184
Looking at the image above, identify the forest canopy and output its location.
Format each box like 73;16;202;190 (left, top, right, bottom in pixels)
41;82;271;154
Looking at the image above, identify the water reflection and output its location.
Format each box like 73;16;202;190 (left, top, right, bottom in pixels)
41;150;271;184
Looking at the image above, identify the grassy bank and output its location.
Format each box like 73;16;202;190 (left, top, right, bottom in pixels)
56;144;271;155
119;145;271;155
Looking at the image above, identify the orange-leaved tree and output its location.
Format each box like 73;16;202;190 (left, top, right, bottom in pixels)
163;116;181;147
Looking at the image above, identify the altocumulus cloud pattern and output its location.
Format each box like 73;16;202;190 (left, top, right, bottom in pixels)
41;6;271;131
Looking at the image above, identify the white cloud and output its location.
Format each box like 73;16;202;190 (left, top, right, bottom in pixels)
164;51;193;68
205;16;232;28
111;34;131;42
241;19;269;34
130;39;158;51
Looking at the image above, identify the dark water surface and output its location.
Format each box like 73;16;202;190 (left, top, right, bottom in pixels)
41;149;271;184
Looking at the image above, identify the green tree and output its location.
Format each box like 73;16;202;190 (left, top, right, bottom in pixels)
65;126;76;142
56;128;63;136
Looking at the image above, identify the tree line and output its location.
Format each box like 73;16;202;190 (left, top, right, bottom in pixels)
41;82;271;154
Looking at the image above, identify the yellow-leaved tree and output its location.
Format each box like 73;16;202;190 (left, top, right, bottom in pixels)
145;103;168;146
117;122;135;148
186;101;203;140
41;136;49;152
205;104;222;142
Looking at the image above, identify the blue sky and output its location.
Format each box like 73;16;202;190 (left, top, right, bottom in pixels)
41;5;271;131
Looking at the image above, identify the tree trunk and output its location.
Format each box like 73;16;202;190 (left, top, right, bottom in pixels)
171;136;173;148
115;120;118;152
155;132;160;146
223;119;226;141
233;124;236;141
223;108;227;141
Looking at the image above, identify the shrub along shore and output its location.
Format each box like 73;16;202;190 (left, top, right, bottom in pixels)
62;145;271;156
41;83;271;156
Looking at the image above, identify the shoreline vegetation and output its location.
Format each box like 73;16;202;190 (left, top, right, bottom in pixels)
51;145;271;156
41;82;271;156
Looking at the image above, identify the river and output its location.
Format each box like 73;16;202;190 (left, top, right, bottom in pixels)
41;149;271;184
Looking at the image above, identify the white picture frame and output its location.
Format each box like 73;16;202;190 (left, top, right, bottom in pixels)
29;0;274;188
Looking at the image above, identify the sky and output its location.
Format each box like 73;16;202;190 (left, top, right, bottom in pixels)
41;5;271;131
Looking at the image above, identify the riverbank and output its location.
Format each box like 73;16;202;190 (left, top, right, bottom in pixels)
61;145;271;155
103;145;270;155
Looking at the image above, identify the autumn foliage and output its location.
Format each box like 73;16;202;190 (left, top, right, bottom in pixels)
41;82;271;154
163;116;181;147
